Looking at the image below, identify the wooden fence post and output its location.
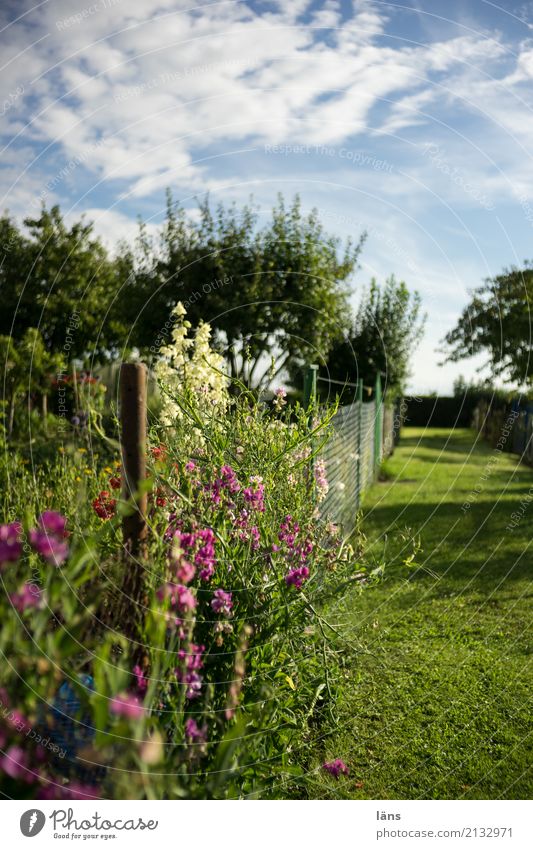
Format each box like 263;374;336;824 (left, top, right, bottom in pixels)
120;362;148;555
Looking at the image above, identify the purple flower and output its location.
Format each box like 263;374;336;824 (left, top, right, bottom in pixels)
323;758;349;779
157;583;197;615
284;565;310;590
185;461;196;472
38;511;68;537
0;522;23;566
243;480;265;512
9;582;43;613
211;589;233;616
176;670;203;699
110;692;144;720
29;530;69;566
220;465;241;493
184;717;207;744
1;746;34;782
132;664;148;693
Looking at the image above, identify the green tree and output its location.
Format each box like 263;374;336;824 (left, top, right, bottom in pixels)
0;207;128;361
0;328;62;437
443;264;533;386
325;276;425;397
119;193;365;387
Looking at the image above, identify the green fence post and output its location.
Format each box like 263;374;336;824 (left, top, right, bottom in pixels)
356;378;363;507
374;372;382;474
303;364;319;410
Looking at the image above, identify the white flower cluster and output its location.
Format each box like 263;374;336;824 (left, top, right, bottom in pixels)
154;302;228;428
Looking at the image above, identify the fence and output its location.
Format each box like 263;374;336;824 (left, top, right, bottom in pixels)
304;367;397;530
473;397;533;466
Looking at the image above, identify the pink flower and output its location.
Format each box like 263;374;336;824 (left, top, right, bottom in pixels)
0;522;23;566
177;644;204;671
284;565;310;590
243;481;265;512
132;664;148;693
185;461;196;472
314;459;329;501
29;530;69;565
184;717;207;744
38;511;68;537
1;746;34;782
176;670;203;699
9;582;43;613
323;758;349;779
273;387;287;410
109;692;144;720
211;589;233;616
175;559;195;584
157;582;197;615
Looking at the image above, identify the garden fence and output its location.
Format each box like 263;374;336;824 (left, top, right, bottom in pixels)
304;367;396;530
474;397;533;466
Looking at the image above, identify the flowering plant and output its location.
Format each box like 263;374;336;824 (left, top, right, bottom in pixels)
0;310;374;799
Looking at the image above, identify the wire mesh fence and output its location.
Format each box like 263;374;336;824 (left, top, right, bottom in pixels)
309;368;396;531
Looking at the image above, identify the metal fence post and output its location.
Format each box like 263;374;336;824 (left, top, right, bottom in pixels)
374;372;382;473
356;378;363;507
303;363;319;410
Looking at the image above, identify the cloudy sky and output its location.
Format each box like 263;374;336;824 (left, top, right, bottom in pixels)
2;0;533;392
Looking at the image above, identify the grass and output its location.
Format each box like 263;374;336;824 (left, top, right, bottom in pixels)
319;427;532;799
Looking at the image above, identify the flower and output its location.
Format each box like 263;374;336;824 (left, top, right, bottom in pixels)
0;522;23;565
211;589;233;616
184;717;207;744
132;664;148;693
176;670;203;699
92;490;116;520
157;582;197;615
273;386;287;410
9;582;43;613
108;475;121;491
1;746;34;782
314;459;329;502
323;758;349;778
284;565;310;590
243;480;265;512
38;511;68;537
109;692;144;720
29;531;69;566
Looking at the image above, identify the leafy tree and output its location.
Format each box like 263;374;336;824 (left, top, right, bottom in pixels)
325;276;425;397
443;264;533;386
119;193;365;387
0;207;128;361
0;328;62;437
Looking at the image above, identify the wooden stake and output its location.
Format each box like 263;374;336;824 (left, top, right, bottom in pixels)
120;362;148;554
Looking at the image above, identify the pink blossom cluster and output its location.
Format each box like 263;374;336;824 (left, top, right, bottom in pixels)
233;509;260;550
176;643;205;700
156;582;197;616
175;527;217;581
274;515;314;590
322;758;349;778
243;476;265;512
211;589;233;616
314;459;329;501
0;511;69;573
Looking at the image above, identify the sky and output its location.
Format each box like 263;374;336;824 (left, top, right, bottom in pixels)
1;0;533;393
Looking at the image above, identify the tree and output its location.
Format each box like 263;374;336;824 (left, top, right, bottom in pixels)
0;207;128;361
119;193;365;387
443;264;533;386
325;276;425;398
0;328;62;437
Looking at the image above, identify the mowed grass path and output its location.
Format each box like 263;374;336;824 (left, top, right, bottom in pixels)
322;427;532;799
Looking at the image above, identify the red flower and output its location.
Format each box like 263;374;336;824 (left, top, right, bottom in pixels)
92;491;116;520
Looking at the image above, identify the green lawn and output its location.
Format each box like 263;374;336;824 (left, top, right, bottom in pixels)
320;427;532;799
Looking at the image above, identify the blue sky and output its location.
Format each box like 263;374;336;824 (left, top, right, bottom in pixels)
2;0;533;392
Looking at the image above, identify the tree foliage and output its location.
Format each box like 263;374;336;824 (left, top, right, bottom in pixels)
119;193;365;387
0;207;127;361
325;276;425;397
443;264;533;386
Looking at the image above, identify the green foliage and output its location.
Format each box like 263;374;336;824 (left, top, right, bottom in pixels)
443;263;533;386
0;207;128;361
325;276;425;398
118;193;365;387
